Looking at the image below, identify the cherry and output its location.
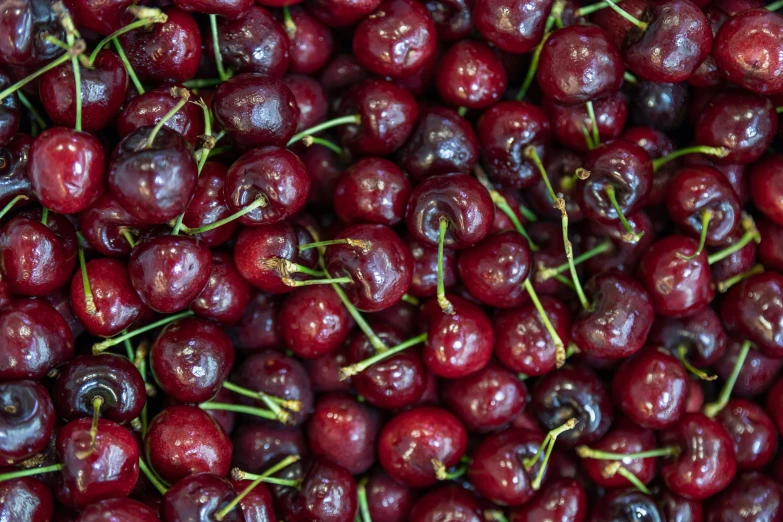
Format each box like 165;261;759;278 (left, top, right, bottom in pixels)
637;235;715;318
191;251;251;325
233;221;304;294
706;472;783;522
227;291;283;352
56;418;139;509
78;194;145;258
119;8;202;84
0;380;55;465
231;422;308;474
590;489;665;522
229;477;275;522
211;6;290;78
713;9;783;94
406;234;458;299
531;365;613;447
161;473;243;522
279;285;353;358
129;234;212;314
0;477;53;522
658;487;703;522
543;91;628;153
213;73;299;149
63;0;134;35
714;337;783;398
365;469;417;522
69;257;145;337
590;0;648;47
284;74;328;131
473;0;552;53
648;306;728;370
298;142;344;209
0;299;74;380
580;211;654;276
629;80;689;132
304;343;353;394
275;456;357;522
53;354;145;424
283;6;334;74
750;154;783;226
333;157;411;226
715;398;777;470
0;133;34;206
336;79;419;156
435;40;506;110
378;406;467;488
579;421;658;490
77;498;158;522
39;50;128;132
476;101;551;189
759;219;783;271
508;478;587;522
172;0;253;18
306;0;383;27
116;85;205;146
525;150;584;222
424;0;473;41
145;405;232;483
409;485;484;522
0;0;65;66
721;272;783;357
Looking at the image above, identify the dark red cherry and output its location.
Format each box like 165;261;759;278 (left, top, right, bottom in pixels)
233;221;301;294
629;80;689;132
721;273;783;357
0;210;77;296
53;354;145;423
526;149;585;221
306;0;383;27
336;79;419;156
658;487;703;522
0;380;54;465
476;101;550;189
409;485;484;522
78;194;145;258
0;477;53;522
280;279;352;355
298;142;344;209
648;306;728;367
333;157;411;226
284;74;328;131
0;133;34;206
0;71;17;146
750;154;783;226
713;9;783;95
283;6;334;74
637;235;715;318
119;8;202;83
580;421;658;488
715;337;783;398
759;219;783;271
212;5;290;78
366;469;417;522
424;0;473;41
708;225;758;284
706;472;782;522
63;0;133;34
660;413;737;500
543;92;628;153
227;291;283;352
145;405;232;483
352;0;436;78
716;399;777;470
56;418;139;509
436;40;506;110
531;365;613;447
591;0;648;48
180;162;236;247
509;478;587;522
129;234;212;313
116;85;205;146
77;498;158;522
0;0;65;66
229;478;275;522
405;234;457;299
538;25;623;105
591;489;664;522
580;211;654;276
276;457;357;522
231;422;308;474
161;473;243;522
172;0;253;18
39;50;128;132
473;0;550;53
378;406;467;488
191;251;251;325
304;344;353;394
109;126;198;225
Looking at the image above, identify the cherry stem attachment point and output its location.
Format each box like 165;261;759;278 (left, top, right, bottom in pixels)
217;455;301;520
302;135;342;155
652;146;729;171
436;218;455;315
41;208;49;226
431;459;466;481
401;293;420;306
604;184;644;243
717;264;764;293
484;511;510;522
524;418;578;490
287;114;361;147
677;209;712;260
676;346;717;381
93;310;194;353
523;279;566;367
77;395;104;459
338;332;428;380
281;5;296;37
704;340;752;418
77;237;97;315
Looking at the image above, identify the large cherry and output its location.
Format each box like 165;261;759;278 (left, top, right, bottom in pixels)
276;457;357;522
212;5;289;77
435;39;506;109
278;285;353;359
0;477;53;522
473;0;551;53
543;92;627;153
0;0;65;66
63;0;134;35
191;251;251;325
648;305;728;369
409;485;484;522
714;337;783;398
716;398;777;470
706;472;782;522
231;422;308;474
333;157;411;226
579;421;658;489
78;194;146;258
77;498;159;522
0;380;55;465
720;272;783;357
284;6;334;74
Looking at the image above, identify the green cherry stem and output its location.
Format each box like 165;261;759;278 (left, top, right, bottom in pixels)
518;202;538;222
484;511;509;522
489;190;538;250
523;279;567;367
576;445;680;460
139;458;168;494
183;77;224;89
210;14;230;82
580;125;595;150
602;0;648;29
88;13;167;65
145;88;190;148
515;33;549;101
766;0;783;11
112;39;145;94
537;240;612;281
623;71;638;85
401;293;420;306
93;310;194;353
287;114;362;147
283;275;353;287
185;194;267;235
77;235;97;315
708;216;760;265
677;209;712;260
16;92;46;132
524;418;578;490
607;463;652;495
299;238;372;251
704;340;753;417
431;459;467;481
717;264;764;293
338;333;428;380
0;195;28;221
0;464;64;483
676;345;717;381
604;184;644;242
223;381;301;423
575;0;626;17
217;456;301;520
282;5;297;37
199;402;278;421
436;217;455;315
652;146;730;171
358;481;373;522
41;208;49;226
585;100;599;147
0;41;85;103
301;135;343;155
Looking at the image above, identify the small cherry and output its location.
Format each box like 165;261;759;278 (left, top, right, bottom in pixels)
365;468;417;522
473;0;553;53
230;422;308;475
284;74;329;132
435;40;507;110
714;337;783;399
0;380;55;465
721;273;783;357
283;6;334;74
590;489;665;522
405;234;458;299
117;85;205;146
424;0;474;41
543;92;628;152
648;306;727;377
191;251;251;325
78;194;146;258
629;80;689;132
211;6;289;78
333;157;411;227
579;211;654;276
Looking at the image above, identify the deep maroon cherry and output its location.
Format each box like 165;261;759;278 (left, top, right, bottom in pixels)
706;472;782;522
708;224;759;283
409;485;484;522
590;489;665;522
473;0;550;53
406;234;458;299
580;421;658;488
436;39;506;109
306;0;383;27
630;80;689;132
284;74;328;131
53;354;146;423
233;220;303;293
509;478;587;522
171;0;253;18
180;162;235;247
283;6;334;74
0;133;34;206
229;478;275;522
759;219;783;271
591;0;647;47
333;157;411;226
715;398;777;470
227;291;283;352
304;343;353;394
212;6;290;78
63;0;134;34
543;92;628;152
0;477;54;522
526;149;585;221
721;272;783;357
0;0;65;66
715;337;783;398
161;473;243;522
648;306;728;368
276;457;357;522
580;211;654;276
231;422;308;474
191;251;251;325
116;85;205;146
279;285;353;359
750;154;783;226
366;469;417;522
77;498;159;522
79;194;146;258
0;380;54;465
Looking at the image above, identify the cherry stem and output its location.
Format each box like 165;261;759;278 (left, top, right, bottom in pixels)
717;264;764;293
263;257;325;278
299;238;372;252
0;41;85;103
16;92;46;133
199;401;279;422
78;395;104;459
112;39;144;94
677;209;712;260
489;190;538;251
547;0;566;29
431;459;466;481
184;194;267;235
119;228;137;248
284;275;353;287
484;511;509;522
327;265;387;352
777;106;783;113
538;240;612;281
301;135;343;155
77;237;97;316
576;445;679;460
282;6;297;37
70;53;82;132
338;332;428;379
676;346;717;381
704;340;752;417
232;474;299;488
708;217;760;265
216;455;300;520
575;0;626;17
401;293;420;306
585;101;600;146
358;481;373;522
88;14;167;65
210;14;229;82
580;126;595;150
524;418;578;490
623;71;638;85
287;114;362;147
145;88;190;148
0;463;63;483
40;208;49;226
436;218;455;315
523;279;567;367
518;203;538;222
553;273;576;289
223;381;300;423
610;464;652;495
516;33;549;101
138;457;168;494
0;195;28;221
183;77;223;89
604;185;644;242
602;0;648;30
767;0;783;11
93;310;194;353
652;146;729;171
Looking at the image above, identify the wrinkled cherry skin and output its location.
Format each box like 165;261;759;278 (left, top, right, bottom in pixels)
531;365;613;447
213;73;300;150
56;418;139;509
306;0;383;27
543;92;628;153
637;235;715;319
334;157;411;226
538;25;623;105
378;406;468;488
119;8;202;84
172;0;253;18
79;194;145;258
109;126;198;225
276;457;357;522
39;50;128;132
0;380;54;465
0;477;54;522
473;0;551;53
396;107;478;183
660;413;737;500
161;473;243;522
457;231;530;308
0;0;65;66
713;9;783;94
212;6;290;78
590;489;665;522
279;285;352;359
53;354;146;423
509;478;587;522
436;40;506;109
707;472;782;522
694;90;778;165
191;251;251;325
721;273;783;357
0;299;74;380
476;101;550;189
409;485;484;522
69;258;145;338
572;272;654;359
224;146;310;226
649;306;727;367
581;211;654;277
715;338;783;398
145;405;232;484
581;422;658;488
406;234;458;299
77;498;159;522
750;155;783;226
117;85;205;146
716;399;777;470
613;346;688;429
366;469;417;522
129;235;212;314
0;210;77;296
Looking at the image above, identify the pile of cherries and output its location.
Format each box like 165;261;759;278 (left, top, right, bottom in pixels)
1;0;783;519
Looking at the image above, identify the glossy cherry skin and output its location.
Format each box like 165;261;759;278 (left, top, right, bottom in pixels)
0;68;18;147
531;365;613;447
0;299;74;380
228;478;275;522
590;0;647;47
713;9;783;94
706;472;782;522
333;157;411;226
405;234;458;299
637;235;715;319
119;8;201;83
233;221;301;294
657;487;703;522
0;0;65;66
78;194;145;258
0;477;54;522
161;473;243;522
660;413;737;500
109;126;198;225
473;0;550;53
284;74;328;132
231;422;308;474
0;380;54;465
276;457;357;522
76;498;159;522
630;81;690;132
423;0;473;41
117;85;205;146
180;163;235;247
53;354;146;424
227;291;283;352
694;90;778;165
69;258;145;338
213;73;299;150
378;406;467;488
171;0;252;18
715;399;777;470
56;418;139;509
581;211;654;277
572;272;654;359
129;234;212;314
232;351;314;426
457;231;530;308
279;285;352;359
538;25;623;105
591;489;665;522
581;422;658;488
509;478;587;522
0;133;34;206
145;405;232;484
283;6;334;74
191;251;251;325
648;306;727;367
750;155;783;226
721;273;783;357
759;219;783;271
409;485;484;522
476;101;550;189
715;338;783;398
365;469;416;522
0;210;77;296
435;40;506;110
543;92;628;153
306;0;382;27
212;6;289;78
